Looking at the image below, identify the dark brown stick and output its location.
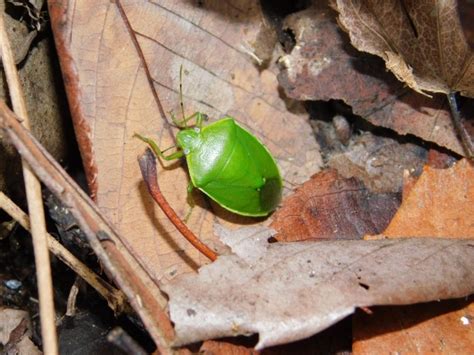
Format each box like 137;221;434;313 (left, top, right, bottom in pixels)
447;92;473;159
138;149;218;261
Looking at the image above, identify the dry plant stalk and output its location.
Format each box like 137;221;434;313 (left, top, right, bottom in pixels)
0;8;58;354
0;192;130;314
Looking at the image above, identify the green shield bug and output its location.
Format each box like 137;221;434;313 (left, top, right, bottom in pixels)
135;68;282;217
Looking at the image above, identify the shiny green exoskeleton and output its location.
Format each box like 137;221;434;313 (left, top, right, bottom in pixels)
135;68;282;217
136;114;282;216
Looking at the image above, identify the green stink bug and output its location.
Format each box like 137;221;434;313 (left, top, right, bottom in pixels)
135;70;282;217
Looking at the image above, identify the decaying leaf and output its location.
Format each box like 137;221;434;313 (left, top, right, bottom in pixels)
356;158;474;353
270;169;400;242
0;308;41;354
49;0;321;283
383;159;474;237
353;298;474;354
277;3;474;155
327;132;427;193
334;0;474;97
165;226;474;349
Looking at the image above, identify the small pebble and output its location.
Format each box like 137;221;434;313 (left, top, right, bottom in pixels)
5;279;22;290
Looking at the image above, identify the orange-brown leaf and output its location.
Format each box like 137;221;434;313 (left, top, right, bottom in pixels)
384;159;474;237
271;169;400;242
354;299;474;354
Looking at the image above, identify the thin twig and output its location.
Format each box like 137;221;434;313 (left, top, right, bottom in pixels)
65;278;80;317
0;8;58;354
0;192;130;314
138;149;218;261
447;92;474;159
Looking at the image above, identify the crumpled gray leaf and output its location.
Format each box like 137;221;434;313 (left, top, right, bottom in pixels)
164;226;474;349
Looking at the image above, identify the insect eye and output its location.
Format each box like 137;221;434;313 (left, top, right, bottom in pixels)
184;148;190;155
194;127;201;133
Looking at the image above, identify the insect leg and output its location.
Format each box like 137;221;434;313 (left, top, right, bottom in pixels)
184;181;195;223
134;133;184;160
195;112;209;128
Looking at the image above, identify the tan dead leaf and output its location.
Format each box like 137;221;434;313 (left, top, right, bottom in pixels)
384;159;474;237
0;308;41;354
278;3;474;156
334;0;474;97
270;169;400;242
165;225;474;349
49;0;321;283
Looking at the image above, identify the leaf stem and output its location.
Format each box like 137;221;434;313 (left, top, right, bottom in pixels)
446;92;474;159
138;149;218;262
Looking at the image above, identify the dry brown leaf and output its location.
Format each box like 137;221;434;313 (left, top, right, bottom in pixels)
353;299;474;354
270;169;400;242
334;0;474;97
356;159;474;353
49;0;321;283
459;0;474;47
384;159;474;237
200;340;258;355
277;4;474;155
165;225;474;349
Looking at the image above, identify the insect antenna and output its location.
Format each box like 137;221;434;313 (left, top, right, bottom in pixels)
179;64;186;127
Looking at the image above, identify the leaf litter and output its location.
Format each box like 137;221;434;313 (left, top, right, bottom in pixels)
165;157;474;349
333;0;474;97
47;0;474;351
277;2;474;156
164;226;474;349
355;159;474;352
383;159;474;237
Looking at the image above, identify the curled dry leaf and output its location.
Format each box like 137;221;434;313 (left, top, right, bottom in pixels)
165;225;474;349
49;0;320;282
270;169;400;242
334;0;474;97
278;3;474;155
